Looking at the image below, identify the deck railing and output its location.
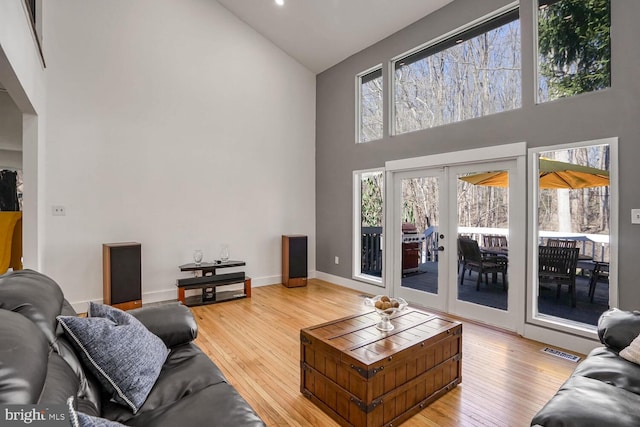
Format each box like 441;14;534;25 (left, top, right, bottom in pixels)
360;226;609;277
361;227;383;277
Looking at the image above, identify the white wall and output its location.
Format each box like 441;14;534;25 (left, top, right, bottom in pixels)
43;0;316;309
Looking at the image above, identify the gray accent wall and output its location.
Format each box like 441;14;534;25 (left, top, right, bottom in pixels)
316;0;640;309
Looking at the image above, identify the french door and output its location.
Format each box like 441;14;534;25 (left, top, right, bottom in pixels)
388;159;525;332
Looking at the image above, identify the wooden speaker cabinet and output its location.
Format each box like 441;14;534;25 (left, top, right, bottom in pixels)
103;242;142;310
282;235;307;288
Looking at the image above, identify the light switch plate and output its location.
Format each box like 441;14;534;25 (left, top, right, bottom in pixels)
632;209;640;224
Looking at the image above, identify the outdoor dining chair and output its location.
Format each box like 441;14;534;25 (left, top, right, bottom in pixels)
538;246;580;307
588;261;609;303
481;234;508;272
458;237;507;291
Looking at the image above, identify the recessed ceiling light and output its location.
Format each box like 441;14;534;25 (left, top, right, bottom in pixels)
275;0;284;5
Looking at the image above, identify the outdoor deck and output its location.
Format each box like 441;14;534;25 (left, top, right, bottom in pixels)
362;228;610;327
401;262;609;326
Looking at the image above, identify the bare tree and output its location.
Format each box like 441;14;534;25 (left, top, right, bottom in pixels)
393;20;521;134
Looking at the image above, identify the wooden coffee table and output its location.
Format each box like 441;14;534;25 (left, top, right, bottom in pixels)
300;307;462;427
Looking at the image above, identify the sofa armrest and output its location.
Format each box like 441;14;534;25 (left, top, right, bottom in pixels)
128;303;198;348
598;308;640;352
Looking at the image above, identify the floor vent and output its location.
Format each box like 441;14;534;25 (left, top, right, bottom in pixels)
541;347;581;363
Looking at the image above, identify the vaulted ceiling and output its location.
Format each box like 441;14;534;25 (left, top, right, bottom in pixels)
216;0;454;74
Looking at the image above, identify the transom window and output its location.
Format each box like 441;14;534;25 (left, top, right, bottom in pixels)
357;67;383;143
392;8;521;135
537;0;611;103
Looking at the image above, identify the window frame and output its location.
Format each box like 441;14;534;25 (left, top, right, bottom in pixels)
390;2;520;136
353;168;385;286
534;0;612;104
355;65;384;144
526;137;618;340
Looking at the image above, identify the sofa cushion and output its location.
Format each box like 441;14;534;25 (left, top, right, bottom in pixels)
0;309;49;404
0;269;64;346
531;375;640;427
598;308;640;352
39;338;103;417
111;382;265;427
571;347;640;395
67;397;127;427
57;303;169;414
101;343;229;423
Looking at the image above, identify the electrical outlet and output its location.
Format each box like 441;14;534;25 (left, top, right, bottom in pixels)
334;256;339;264
52;205;66;216
632;209;640;224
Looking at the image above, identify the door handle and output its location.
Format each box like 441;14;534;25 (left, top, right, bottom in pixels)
438;246;445;251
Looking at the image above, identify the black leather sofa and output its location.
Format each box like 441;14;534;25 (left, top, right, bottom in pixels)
0;269;265;426
532;308;640;426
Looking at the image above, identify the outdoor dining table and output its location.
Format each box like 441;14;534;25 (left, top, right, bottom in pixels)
479;246;597;284
479;247;509;283
480;246;508;256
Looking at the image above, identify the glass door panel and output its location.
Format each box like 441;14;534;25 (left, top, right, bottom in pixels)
394;169;446;311
391;159;523;332
456;169;509;311
447;160;522;332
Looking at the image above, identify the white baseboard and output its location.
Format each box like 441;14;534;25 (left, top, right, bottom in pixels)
69;271;318;313
523;323;601;356
315;271;386;296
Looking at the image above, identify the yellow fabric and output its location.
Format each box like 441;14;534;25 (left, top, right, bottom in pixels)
0;212;22;274
459;158;610;189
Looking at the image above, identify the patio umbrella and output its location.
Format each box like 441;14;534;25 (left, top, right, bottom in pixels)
459;158;609;189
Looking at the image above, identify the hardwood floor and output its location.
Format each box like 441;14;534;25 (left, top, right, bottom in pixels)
192;279;581;426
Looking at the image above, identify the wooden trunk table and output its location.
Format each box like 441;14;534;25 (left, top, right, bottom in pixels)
300;307;462;427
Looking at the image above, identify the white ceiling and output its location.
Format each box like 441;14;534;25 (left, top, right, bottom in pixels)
215;0;454;74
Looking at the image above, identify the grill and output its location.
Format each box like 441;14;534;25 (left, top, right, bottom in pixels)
402;223;425;274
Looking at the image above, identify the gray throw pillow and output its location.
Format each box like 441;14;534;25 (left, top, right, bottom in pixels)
67;397;128;427
58;302;169;414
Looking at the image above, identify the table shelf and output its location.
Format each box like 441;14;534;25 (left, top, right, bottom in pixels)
176;260;251;306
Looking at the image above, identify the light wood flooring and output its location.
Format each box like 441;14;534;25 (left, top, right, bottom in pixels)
192;279;581;426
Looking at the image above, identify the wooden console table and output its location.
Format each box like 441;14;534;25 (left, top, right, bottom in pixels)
177;260;251;306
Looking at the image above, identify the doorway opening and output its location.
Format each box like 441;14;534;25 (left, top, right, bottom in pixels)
386;144;526;333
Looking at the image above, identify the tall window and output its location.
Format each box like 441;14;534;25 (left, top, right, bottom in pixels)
533;141;614;332
357;67;383;143
537;0;611;103
393;8;521;135
353;169;384;284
